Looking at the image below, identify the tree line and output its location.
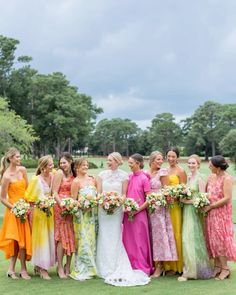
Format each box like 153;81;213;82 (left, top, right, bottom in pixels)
0;35;236;164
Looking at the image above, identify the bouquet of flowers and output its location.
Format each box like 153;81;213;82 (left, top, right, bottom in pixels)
146;192;167;214
123;198;139;221
78;191;98;210
11;199;30;223
35;196;56;217
60;197;79;217
98;191;124;215
161;186;175;208
192;192;210;215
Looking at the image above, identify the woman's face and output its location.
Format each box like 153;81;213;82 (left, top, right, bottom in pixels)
128;157;140;172
107;155;119;170
45;159;54;173
167;151;178;166
59;157;71;173
76;160;89;176
151;154;163;170
10;152;21;166
209;161;218;174
188;158;198;173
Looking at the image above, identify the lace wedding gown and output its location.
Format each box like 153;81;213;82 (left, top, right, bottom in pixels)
96;169;150;286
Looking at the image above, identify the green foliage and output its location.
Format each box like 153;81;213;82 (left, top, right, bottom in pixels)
219;129;236;168
0;97;38;154
148;113;182;153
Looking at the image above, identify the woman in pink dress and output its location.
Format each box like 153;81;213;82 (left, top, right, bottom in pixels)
204;155;236;280
52;153;75;279
148;151;177;278
123;153;153;276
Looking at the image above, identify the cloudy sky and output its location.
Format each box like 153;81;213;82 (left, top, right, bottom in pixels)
1;0;236;128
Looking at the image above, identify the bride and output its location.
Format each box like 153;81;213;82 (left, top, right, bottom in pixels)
96;152;150;286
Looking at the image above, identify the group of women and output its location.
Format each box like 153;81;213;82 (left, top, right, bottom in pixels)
0;146;235;286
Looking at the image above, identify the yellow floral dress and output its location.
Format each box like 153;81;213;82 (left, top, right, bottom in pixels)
163;175;183;273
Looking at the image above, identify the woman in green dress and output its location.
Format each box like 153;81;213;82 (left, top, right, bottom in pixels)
178;154;213;281
70;158;97;281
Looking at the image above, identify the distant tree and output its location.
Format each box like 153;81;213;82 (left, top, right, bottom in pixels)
0;96;37;154
148;113;182;153
219;129;236;168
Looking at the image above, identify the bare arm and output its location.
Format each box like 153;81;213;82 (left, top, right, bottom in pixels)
160;175;169;187
0;176;12;209
52;170;64;204
198;177;206;193
96;176;102;194
122;179;128;196
71;179;80;200
20;166;28;188
179;168;187;184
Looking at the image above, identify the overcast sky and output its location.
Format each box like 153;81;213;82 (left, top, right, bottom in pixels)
1;0;236;128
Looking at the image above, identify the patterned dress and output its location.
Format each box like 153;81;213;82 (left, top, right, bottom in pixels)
182;172;212;279
149;169;177;261
54;175;75;256
70;185;97;280
205;174;236;261
25;175;55;270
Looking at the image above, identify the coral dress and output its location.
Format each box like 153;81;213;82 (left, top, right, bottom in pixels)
205;174;236;261
25;175;55;270
123;171;153;275
0;178;32;260
182;172;212;279
54;175;75;256
70;185;97;280
163;175;183;273
149;169;177;262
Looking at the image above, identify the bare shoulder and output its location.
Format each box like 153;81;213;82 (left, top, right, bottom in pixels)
54;169;64;178
19;166;27;174
224;173;234;185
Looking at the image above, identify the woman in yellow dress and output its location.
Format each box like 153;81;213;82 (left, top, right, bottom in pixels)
25;155;55;280
0;147;31;280
163;147;187;274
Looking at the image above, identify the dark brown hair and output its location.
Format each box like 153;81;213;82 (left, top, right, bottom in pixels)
130;153;144;169
210;155;229;171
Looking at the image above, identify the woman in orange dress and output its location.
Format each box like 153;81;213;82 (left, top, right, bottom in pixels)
0;147;31;280
52;152;75;279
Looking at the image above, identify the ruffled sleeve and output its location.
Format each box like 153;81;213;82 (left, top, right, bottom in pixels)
119;170;128;182
25;175;42;202
159;168;168;177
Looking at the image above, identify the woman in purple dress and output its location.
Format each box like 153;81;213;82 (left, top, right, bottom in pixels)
148;151;177;278
123;153;153;276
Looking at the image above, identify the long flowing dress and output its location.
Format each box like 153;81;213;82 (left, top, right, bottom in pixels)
149;169;177;262
0;178;32;260
54;175;75;256
163;175;183;273
70;185;97;280
205;174;236;261
96;169;150;286
25;175;55;270
182;172;212;279
123;170;153;276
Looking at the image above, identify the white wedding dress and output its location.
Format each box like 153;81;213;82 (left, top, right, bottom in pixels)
96;169;150;286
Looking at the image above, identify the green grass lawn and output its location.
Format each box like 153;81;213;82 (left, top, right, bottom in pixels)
0;158;236;295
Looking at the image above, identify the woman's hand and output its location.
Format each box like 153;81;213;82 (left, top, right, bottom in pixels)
201;205;212;213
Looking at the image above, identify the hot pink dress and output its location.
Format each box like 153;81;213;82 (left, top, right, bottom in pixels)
123;171;153;275
149;169;177;261
54;175;75;256
205;174;236;261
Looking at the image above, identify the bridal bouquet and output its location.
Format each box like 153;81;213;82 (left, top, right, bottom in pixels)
146;192;167;214
35;196;56;217
123;198;139;221
60;197;79;217
161;186;176;208
98;191;124;215
78;191;98;210
11;199;30;223
193;192;210;215
176;184;195;206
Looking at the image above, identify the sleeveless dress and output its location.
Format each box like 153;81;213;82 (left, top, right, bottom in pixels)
25;175;55;270
96;169;150;286
149;169;177;261
54;175;75;256
163;174;183;273
70;185;97;280
182;172;212;279
123;170;153;276
0;178;32;260
205;174;236;261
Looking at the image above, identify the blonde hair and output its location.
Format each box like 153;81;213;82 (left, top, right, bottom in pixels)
188;154;201;167
149;151;163;167
109;152;123;166
36;155;53;175
0;147;20;181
